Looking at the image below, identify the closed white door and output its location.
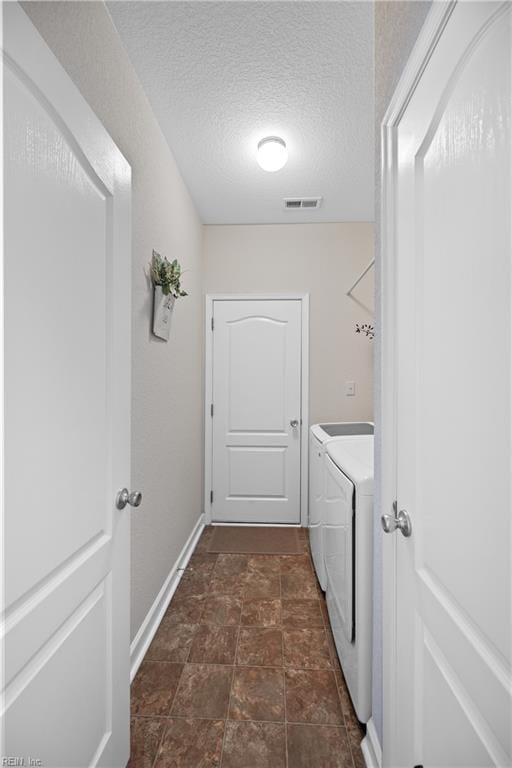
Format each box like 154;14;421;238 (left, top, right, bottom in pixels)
210;299;302;524
388;3;511;766
2;6;131;767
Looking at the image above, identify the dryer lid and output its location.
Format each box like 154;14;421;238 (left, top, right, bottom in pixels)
326;435;374;492
310;422;374;444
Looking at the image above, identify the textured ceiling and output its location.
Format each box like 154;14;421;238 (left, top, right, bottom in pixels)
107;1;374;224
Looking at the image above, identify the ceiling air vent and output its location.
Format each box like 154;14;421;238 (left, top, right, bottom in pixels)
284;197;322;210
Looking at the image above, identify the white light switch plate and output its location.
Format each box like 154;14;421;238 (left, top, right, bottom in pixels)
345;381;356;396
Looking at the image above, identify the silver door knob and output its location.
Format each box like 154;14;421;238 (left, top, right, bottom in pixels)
290;420;299;428
381;502;412;537
116;488;142;510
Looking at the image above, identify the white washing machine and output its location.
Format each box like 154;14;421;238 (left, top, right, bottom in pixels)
324;436;373;723
308;422;373;590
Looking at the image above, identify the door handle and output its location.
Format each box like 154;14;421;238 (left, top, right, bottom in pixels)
381;501;412;537
116;488;143;510
290;419;299;428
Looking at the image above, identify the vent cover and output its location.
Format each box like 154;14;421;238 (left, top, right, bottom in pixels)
284;197;323;210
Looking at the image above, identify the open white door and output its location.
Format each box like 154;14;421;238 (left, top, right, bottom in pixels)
2;5;131;766
383;3;512;767
208;298;305;524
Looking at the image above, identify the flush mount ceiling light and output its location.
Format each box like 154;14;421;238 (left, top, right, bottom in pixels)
257;136;288;172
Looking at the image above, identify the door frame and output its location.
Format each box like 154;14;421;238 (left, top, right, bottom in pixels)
380;3;460;765
204;293;309;527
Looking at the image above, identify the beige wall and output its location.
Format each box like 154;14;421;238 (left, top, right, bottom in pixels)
22;2;377;647
22;1;204;640
203;223;374;425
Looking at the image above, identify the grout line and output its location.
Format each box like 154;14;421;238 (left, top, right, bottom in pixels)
133;713;348;728
219;629;240;766
167;534;208;715
319;590;359;768
140;528;209;768
280;570;289;768
166;661;188;717
148;661;188;768
334;669;358;768
149;717;168;768
183;629;198;666
218;575;244;768
150;659;336;671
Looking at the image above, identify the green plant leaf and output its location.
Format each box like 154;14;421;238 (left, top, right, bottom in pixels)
150;251;188;299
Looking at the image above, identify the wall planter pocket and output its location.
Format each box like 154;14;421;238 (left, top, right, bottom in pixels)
149;249;188;341
153;286;176;340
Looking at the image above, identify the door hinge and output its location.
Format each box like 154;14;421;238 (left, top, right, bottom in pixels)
211;317;214;331
210;403;214;417
210;490;214;504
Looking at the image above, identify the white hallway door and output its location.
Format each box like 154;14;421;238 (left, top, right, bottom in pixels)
210;299;303;524
2;6;131;768
385;3;512;767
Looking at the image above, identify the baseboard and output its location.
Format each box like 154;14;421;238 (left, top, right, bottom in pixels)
129;513;205;681
210;522;303;527
361;718;382;768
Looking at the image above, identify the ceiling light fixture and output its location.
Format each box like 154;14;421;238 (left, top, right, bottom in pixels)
257;136;288;172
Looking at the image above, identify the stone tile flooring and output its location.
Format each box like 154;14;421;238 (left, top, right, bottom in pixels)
129;526;366;768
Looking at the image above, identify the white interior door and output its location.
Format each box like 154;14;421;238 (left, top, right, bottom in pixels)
210;299;302;524
2;6;131;767
389;3;512;766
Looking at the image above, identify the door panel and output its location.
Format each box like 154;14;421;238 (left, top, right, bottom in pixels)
422;637;498;768
211;300;302;523
227;446;287;497
6;587;109;766
227;316;288;432
393;3;511;766
4;60;109;606
2;6;131;767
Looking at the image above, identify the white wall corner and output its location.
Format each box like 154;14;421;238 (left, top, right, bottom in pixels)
361;717;382;768
129;513;205;681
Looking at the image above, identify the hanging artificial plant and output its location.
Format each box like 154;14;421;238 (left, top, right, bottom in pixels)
150;250;188;341
150;250;188;298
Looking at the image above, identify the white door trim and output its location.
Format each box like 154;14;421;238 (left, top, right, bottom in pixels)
380;3;457;766
204;293;309;527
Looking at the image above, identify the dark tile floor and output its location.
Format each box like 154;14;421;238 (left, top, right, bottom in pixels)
129;526;366;768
